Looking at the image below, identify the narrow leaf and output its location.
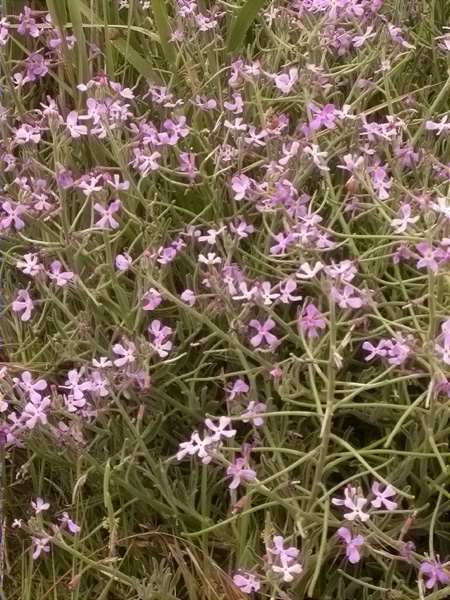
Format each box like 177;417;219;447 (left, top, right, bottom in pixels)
226;0;269;53
150;0;176;67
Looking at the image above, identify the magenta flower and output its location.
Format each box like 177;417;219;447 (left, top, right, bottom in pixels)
337;527;364;564
12;289;34;321
94;200;121;229
232;571;260;594
420;559;450;589
371;482;398;511
226;457;256;489
248;318;278;348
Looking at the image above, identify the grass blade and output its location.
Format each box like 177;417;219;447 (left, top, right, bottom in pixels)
226;0;269;53
150;0;176;67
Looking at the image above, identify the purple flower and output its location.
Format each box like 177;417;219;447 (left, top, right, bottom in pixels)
274;68;298;94
12;289;34;321
94;200;121;229
298;304;326;339
47;261;74;287
248;318;278;348
115;253;132;271
1;201;27;231
337;527;364;564
59;512;81;534
420;559;450;589
14;371;47;403
112;340;136;367
371;482;397;511
332;485;370;522
142;288;162;311
22;397;51;429
232;571;261;594
416;242;442;273
204;416;236;442
226;378;249;401
176;431;215;464
226;457;256;489
32;536;50;560
241;401;266;427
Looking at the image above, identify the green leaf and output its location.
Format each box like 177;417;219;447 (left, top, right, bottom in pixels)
150;0;176;67
226;0;269;53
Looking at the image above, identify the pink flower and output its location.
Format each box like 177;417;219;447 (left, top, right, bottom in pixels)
331;285;363;309
298;304;326;339
420;559;450;589
274;67;298;94
241;401;266;427
337;527;364;564
1;201;27;230
22;397;51;429
226;457;256;489
142;288;162;311
48;261;74;287
231;174;253;201
12;289;34;321
176;431;215;464
94;200;121;229
17;253;42;276
32;536;50;560
267;536;303;582
14;371;47;403
332;485;370;522
59;512;81;534
31;497;50;514
226;378;249;401
416;242;442;273
61;369;92;401
248;318;278;348
112;340;136;367
371;482;398;511
180;289;196;306
204;416;236;442
66;111;88;138
115;253;132;271
232;571;261;594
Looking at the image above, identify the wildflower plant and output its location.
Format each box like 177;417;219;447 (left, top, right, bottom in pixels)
1;0;450;599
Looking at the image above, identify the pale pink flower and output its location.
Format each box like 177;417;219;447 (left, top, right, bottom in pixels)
31;497;50;514
12;289;34;321
337;527;364;564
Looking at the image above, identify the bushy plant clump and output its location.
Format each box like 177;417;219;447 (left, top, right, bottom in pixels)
1;1;450;598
